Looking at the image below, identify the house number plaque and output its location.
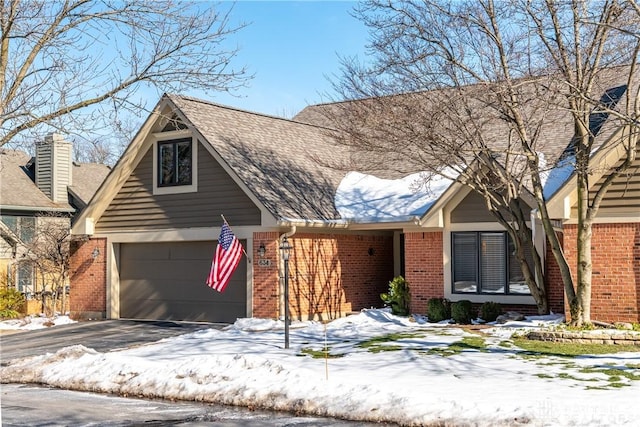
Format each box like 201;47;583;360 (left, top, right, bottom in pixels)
257;259;272;267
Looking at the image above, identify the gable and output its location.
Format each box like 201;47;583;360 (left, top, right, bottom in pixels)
96;140;261;232
572;144;640;219
450;190;532;224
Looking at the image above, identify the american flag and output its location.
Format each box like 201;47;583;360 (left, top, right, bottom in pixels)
206;222;243;292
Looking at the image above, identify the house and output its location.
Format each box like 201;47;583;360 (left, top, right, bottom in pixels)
0;134;110;313
69;78;639;324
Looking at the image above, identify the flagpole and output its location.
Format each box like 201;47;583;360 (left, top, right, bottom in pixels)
220;214;248;258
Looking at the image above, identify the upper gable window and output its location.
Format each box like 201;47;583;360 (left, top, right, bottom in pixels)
152;132;198;195
158;138;192;187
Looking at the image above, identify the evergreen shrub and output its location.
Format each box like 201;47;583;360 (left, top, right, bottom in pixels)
427;297;451;323
480;301;503;322
0;287;25;319
381;276;411;316
451;300;475;324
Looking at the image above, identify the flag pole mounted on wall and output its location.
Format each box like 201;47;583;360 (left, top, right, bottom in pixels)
206;215;245;293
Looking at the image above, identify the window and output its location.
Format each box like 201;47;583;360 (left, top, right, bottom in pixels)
157;138;192;187
17;262;34;295
452;232;531;295
0;215;35;243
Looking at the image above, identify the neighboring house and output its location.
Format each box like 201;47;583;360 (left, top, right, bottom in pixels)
70;79;639;324
0;134;110;312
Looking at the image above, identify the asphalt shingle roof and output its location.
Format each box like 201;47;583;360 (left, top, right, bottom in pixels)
0;149;110;212
169;95;350;221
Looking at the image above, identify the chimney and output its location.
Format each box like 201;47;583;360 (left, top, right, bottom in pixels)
36;133;73;204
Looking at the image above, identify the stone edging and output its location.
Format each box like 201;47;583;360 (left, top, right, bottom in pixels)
527;330;640;345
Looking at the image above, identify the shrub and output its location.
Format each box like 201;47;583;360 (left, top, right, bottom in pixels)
380;276;411;316
451;300;475;324
427;297;451;323
479;301;503;322
0;287;25;319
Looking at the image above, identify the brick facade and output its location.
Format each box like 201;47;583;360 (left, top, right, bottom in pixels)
69;237;107;320
404;231;564;316
68;222;639;324
545;231;567;315
561;223;640;323
404;232;444;314
252;232;280;318
286;233;394;320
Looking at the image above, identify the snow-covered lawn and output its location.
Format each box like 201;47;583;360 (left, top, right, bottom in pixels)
2;309;639;426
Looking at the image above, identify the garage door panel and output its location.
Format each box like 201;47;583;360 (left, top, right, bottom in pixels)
119;241;247;323
120;278;245;302
120;300;247;323
121;260;214;281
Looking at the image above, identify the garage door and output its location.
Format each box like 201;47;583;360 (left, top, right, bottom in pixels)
119;241;247;323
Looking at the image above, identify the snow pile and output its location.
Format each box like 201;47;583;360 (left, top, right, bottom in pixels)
0;314;75;331
2;309;640;426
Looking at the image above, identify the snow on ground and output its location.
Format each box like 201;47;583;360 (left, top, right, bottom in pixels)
2;309;640;426
0;314;75;330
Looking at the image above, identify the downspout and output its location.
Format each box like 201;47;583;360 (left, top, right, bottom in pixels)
279;226;297;322
279;225;297;243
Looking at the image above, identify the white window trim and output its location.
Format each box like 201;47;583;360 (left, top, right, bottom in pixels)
152;130;198;195
444;222;537;305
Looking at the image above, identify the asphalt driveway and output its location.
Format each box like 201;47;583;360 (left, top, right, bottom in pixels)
0;319;219;364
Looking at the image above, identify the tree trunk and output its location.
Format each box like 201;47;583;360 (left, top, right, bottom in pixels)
574;167;593;326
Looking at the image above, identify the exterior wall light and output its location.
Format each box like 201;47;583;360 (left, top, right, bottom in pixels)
91;247;100;259
258;243;266;258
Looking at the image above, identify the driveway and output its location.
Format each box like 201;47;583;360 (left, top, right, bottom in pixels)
0;319;217;363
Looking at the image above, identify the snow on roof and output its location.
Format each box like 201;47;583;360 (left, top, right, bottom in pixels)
335;171;455;222
541;155;575;200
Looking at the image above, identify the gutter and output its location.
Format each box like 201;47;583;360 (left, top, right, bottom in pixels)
276;215;421;230
0;205;75;213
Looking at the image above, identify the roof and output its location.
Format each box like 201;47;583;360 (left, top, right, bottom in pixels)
0;148;110;214
294;66;637;196
68;162;111;208
75;66;637;231
169;95;349;221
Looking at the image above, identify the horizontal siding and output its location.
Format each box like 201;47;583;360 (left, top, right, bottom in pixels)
451;191;529;223
571;148;640;217
97;141;261;231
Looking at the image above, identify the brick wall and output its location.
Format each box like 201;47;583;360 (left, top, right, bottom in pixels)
545;231;566;315
283;233;393;321
252;232;279;318
404;232;444;314
69;238;107;320
562;223;640;323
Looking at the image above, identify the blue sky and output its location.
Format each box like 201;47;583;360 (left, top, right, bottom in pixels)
194;1;369;117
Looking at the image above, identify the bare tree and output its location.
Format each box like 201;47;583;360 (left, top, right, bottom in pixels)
1;0;249;150
14;215;71;316
329;0;639;324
